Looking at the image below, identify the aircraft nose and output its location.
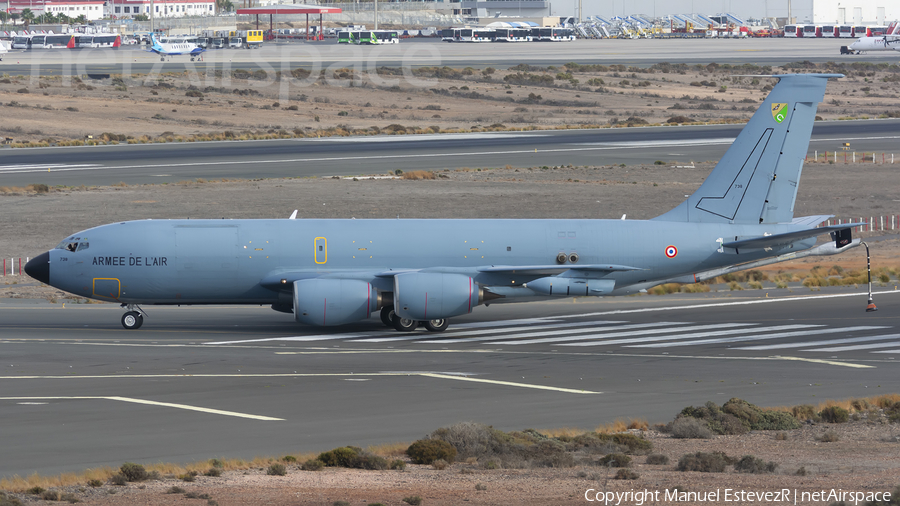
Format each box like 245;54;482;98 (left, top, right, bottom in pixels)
25;251;50;284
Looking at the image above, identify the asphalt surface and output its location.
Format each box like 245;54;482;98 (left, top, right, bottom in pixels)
3;38;898;76
2;119;900;187
1;287;899;477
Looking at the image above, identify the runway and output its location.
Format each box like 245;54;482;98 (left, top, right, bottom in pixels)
3;38;897;77
2;119;900;187
1;287;898;478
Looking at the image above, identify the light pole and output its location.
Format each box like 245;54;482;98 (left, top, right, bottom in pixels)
862;241;877;312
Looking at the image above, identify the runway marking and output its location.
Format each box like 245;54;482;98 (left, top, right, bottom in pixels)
489;323;751;346
354;320;627;343
204;333;377;345
556;324;819;347
419;373;600;394
0;372;592;394
871;349;900;354
626;326;890;348
770;357;874;369
737;334;900;351
0;163;100;173
805;341;900;352
554;289;900;319
310;132;550;142
0;396;283;421
422;321;684;344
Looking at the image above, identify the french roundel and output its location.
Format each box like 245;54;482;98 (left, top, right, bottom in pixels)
665;245;678;258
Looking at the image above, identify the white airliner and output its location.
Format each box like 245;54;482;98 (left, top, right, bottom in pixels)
146;33;205;61
848;22;899;53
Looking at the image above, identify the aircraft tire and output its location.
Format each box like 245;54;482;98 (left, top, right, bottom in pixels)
122;311;143;330
392;314;417;332
424;319;449;332
380;306;395;327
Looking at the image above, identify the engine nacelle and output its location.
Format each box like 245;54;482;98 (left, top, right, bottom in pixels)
293;279;378;326
527;277;615;296
394;272;480;320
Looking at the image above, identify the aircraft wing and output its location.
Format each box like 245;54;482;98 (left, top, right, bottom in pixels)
723;224;864;251
477;264;642;275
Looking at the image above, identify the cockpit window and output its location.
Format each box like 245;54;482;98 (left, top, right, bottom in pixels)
55;240;88;252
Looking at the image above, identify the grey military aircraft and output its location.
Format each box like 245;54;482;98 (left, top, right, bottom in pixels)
26;73;860;332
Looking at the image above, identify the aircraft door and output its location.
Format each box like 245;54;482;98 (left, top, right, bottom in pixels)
314;237;327;264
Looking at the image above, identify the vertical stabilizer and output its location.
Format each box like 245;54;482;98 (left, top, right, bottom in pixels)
654;74;841;224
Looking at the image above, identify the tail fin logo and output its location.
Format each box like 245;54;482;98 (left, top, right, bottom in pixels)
771;103;788;123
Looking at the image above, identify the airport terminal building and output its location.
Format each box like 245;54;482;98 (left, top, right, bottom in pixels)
811;0;897;25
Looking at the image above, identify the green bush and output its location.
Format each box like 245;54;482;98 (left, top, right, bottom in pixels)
670;417;713;439
267;462;287;476
676;452;733;473
282;455;297;463
597;453;631;467
646;454;670;465
301;459;325;471
110;473;128;486
407;439;457;465
403;495;423;505
120;462;149;482
614;469;639;480
734;455;777;474
390;459;407;470
820;406;850;423
167;486;186;494
87;479;103;488
318;447;361;467
204;467;222;477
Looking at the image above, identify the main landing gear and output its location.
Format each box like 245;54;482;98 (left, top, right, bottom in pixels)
380;306;449;333
120;304;146;330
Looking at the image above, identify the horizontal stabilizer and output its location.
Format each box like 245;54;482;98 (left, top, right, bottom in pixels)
723;224;864;251
478;264;642;275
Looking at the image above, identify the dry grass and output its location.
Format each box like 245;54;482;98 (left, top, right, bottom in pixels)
765;393;900;416
401;170;437;180
366;442;411;459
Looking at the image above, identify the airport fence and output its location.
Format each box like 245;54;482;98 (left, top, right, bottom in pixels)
825;216;900;233
808;151;896;164
3;257;29;277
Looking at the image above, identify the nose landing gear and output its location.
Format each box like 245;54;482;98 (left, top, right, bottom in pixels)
120;304;146;329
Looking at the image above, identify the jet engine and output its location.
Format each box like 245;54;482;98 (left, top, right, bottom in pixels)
393;272;481;320
293;279;378;326
527;277;615;296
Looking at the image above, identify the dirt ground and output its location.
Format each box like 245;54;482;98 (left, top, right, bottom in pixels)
1;60;898;144
4;419;900;506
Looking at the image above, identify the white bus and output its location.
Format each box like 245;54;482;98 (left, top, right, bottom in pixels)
493;28;532;42
532;27;576;41
783;25;802;37
441;28;494;42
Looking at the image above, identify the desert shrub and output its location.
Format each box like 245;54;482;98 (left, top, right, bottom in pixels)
185;89;203;98
646;454;670;465
734;455;777;474
204;467;222;477
595;433;652;454
614;469;639;480
792;404;819;422
282;455;297;463
819;431;840;442
120;462;149;481
597;453;631;467
670;417;713;439
775;432;788;441
820;406;850;423
319;446;361;467
41;490;61;501
390;459;407;470
680;398;801;431
432;459;449;470
167;486;186;494
301;459;325;471
267;462;287;476
403;496;423;506
110;473;128;486
30;183;49;193
352;454;390;471
60;492;79;503
796;466;808;476
26;487;44;495
475;483;487;491
407;440;457;465
87;479;103;488
676;452;733;473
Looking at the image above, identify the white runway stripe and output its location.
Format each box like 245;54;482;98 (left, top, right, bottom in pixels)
804;341;900;352
424;321;687;345
356;320;628;343
871;349;900;354
205;333;377;345
558;324;817;347
736;334;900;351
451;318;560;329
488;323;751;346
627;326;889;348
